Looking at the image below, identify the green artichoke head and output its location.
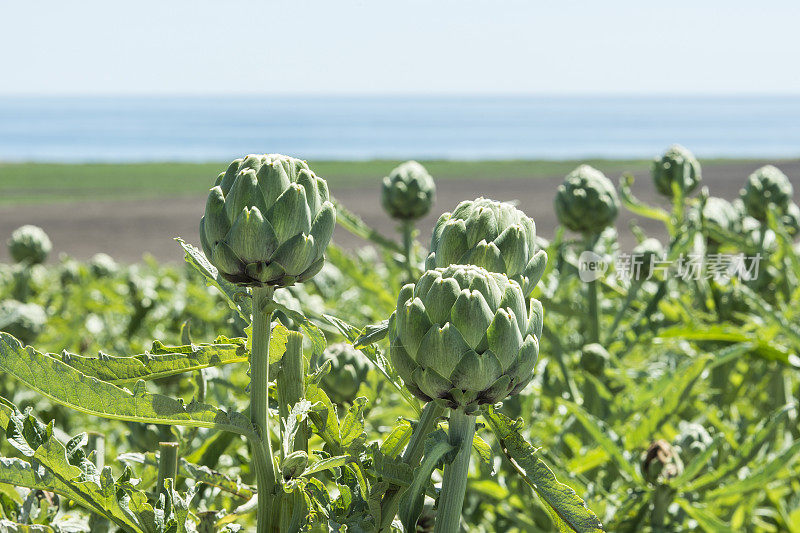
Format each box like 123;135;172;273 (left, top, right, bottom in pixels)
642;439;683;486
8;225;52;265
315;342;370;405
554;165;620;235
673;422;715;465
90;253;118;278
281;450;309;479
701;197;741;244
0;300;46;345
652;144;702;197
200;154;336;287
579;343;610;375
381;160;436;221
425;198;547;298
740;165;794;221
389;264;543;412
631;238;664;280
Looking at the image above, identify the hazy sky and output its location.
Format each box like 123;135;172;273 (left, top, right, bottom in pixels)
2;0;798;95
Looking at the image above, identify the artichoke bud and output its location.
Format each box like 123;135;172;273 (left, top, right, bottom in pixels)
554;165;620;235
281;450;309;479
631;238;664;280
426;198;546;297
579;343;610;375
740;165;794;221
0;300;46;344
90;253;118;278
381;161;436;221
389;264;543;411
8;225;52;265
200;154;335;288
641;439;683;485
652;144;702;197
701;197;740;244
314;343;370;405
673;422;715;465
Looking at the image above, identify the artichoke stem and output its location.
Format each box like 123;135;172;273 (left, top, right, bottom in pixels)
378;402;444;531
251;286;279;533
584;234;601;344
156;441;179;517
651;484;674;531
401;221;416;282
433;408;477;533
277;331;307;532
605;280;640;343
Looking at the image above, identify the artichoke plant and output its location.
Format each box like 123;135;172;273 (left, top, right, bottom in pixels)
673;422;715;465
554;165;620;235
389;264;543;412
579;343;610;375
8;225;52;265
425;198;547;297
652;144;702;197
780;203;800;236
632;238;664;280
740;165;793;221
702;197;741;245
381;160;436;221
0;300;46;345
199;154;336;288
315;342;370;405
90;253;118;278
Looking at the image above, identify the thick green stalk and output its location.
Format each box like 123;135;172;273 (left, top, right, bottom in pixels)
156;442;179;516
585;234;600;344
651;485;674;531
278;330;307;532
278;331;307;454
378;402;444;531
401;221;415;282
605;280;640;343
251;286;278;533
433;408;477;533
87;432;105;471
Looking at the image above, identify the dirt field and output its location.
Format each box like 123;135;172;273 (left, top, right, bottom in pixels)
1;160;798;263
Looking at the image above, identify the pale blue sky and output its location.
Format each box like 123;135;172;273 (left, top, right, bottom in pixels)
1;0;798;95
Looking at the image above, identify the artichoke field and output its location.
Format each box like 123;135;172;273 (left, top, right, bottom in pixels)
0;150;799;533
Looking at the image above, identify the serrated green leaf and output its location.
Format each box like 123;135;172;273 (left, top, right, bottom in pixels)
483;408;605;533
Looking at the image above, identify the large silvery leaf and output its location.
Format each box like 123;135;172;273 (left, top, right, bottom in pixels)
482;408;604;533
56;337;247;384
176;237;252;321
0;333;255;439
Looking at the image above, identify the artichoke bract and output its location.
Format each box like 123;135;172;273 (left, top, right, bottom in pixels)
740;165;794;221
389;264;543;411
425;198;547;298
381;160;436;220
200;154;336;287
652;144;702;197
780;203;800;236
8;225;52;265
315;342;370;405
554;165;620;235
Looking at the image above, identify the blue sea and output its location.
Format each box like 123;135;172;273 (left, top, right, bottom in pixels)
1;95;799;162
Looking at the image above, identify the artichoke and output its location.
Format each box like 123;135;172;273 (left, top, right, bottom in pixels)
8;225;52;265
631;238;664;280
381;160;436;221
673;422;715;465
0;300;46;344
90;253;118;278
425;198;547;297
579;343;610;375
554;165;620;235
199;154;335;287
280;450;309;479
740;165;793;221
389;264;543;411
652;144;702;197
702;197;741;244
315;342;370;405
642;439;683;485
